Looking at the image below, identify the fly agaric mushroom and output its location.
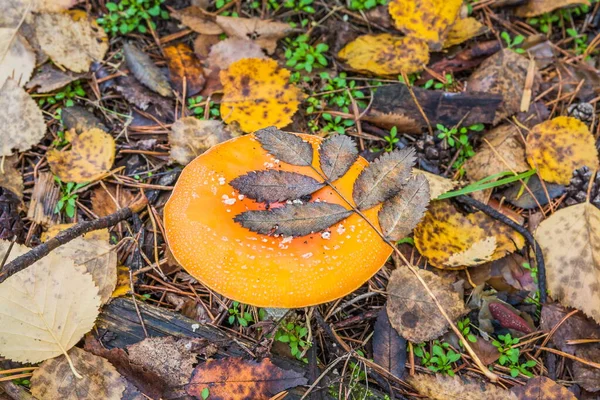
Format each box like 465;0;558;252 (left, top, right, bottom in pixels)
164;133;392;307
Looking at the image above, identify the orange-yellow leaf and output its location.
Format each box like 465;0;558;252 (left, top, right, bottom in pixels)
443;17;489;48
164;43;205;96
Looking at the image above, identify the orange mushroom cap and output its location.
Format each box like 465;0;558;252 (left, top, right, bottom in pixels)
164;133;392;307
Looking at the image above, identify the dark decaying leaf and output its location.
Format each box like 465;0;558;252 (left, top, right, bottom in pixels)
319;134;359;182
234;203;352;237
373;307;407;378
378;174;430;241
353;148;416;211
255;127;313;166
186;357;307;400
510;377;576;400
123;42;172;98
62;106;107;133
164;43;205;96
230;170;324;203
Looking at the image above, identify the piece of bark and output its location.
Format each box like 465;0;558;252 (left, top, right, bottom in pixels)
27;172;60;226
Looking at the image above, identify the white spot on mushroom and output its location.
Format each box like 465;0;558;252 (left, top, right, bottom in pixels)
218;177;226;185
282;236;293;244
241;265;248;270
350;225;356;232
221;236;228;242
191;323;200;332
302;252;313;259
336;224;346;235
321;231;331;240
222;194;236;205
238;194;245;200
292;199;303;204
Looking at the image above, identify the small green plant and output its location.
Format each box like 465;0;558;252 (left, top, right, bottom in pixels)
423;73;454;91
97;0;169;36
52;131;69;148
215;0;238;16
251;0;281;10
457;317;477;347
321;113;355;134
436;123;483;170
200;387;210;400
187;96;220;119
54;177;87;219
398;73;419;85
319;72;366;113
414;341;461;376
501;32;525;54
283;0;315;13
527;12;559;34
12;377;30;388
38;81;86;108
275;321;311;362
285;35;329;73
228;301;254;327
384;126;400;152
348;0;387;11
566;28;589;56
492;334;536;377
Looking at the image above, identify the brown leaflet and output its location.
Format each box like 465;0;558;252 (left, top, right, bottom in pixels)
352;148;416;211
511;377;576;400
318;134;359;182
408;373;516;400
123;42;172;97
378;174;430;241
234;203;353;237
255;127;313;166
164;43;205;96
230;170;324;203
373;307;407;378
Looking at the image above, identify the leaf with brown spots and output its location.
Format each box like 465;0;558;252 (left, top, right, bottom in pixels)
123;42;172;97
31;347;125;400
386;267;466;342
206;37;267;71
407;373;517;400
388;0;462;51
318;134;359;182
414;200;525;269
516;0;589;17
373;307;407;378
526;116;599;185
255;127;313;166
186;357;307;400
511;377;576;399
231;170;324;203
169;117;235;165
337;34;429;76
47;128;115;183
535;202;600;323
220;58;304;133
164;43;205;96
443;17;489;48
215;16;292;54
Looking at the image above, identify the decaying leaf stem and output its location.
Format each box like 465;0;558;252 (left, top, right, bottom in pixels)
308;165;499;382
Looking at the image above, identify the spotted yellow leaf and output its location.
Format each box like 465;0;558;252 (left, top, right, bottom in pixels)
526;116;599;185
47;128;116;183
389;0;462;51
443;17;489;48
220;58;304;133
338;34;429;76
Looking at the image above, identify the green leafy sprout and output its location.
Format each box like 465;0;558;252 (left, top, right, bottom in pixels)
501;32;525;54
285;35;329;73
97;0;169;36
348;0;387;11
215;0;239;17
275;321;311;362
423;73;455;91
457;317;477;347
200;387;210;400
435;122;484;170
566;28;589;56
54;177;87;219
37;81;86;108
228;301;254;327
414;341;461;376
187;96;221;119
284;0;315;13
384;126;400;152
527;12;559;34
492;334;536;377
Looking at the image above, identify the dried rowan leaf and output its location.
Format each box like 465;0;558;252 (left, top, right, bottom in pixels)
0;78;45;156
47;129;115;183
516;0;589;17
31;347;126;400
220;58;303;133
526;116;599;185
412;169;457;200
387;267;466;342
207;37;266;71
164;43;205;96
388;0;462;51
511;377;576;399
0;155;23;199
215;16;292;54
169;117;235;165
231;170;324;203
25;63;82;93
408;373;517;400
186;357;307;399
464;124;529;182
373;307;406;378
443;17;489;48
0;29;35;87
255;127;313;166
234;203;353;237
337;34;429;76
0;242;100;363
535;203;600;322
353;148;416;210
319;134;359;182
379;174;429;241
123;42;172;97
34;11;108;73
172;6;223;35
414;200;525;269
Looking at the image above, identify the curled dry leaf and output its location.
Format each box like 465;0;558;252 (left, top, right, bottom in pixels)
378;174;430;241
414;200;525;269
353;148;416;211
171;6;223;35
164;43;205;96
25;63;83;93
123;42;172;97
220;58;304;133
31;347;126;400
535;202;600;322
511;377;576;399
408;373;517;400
215;16;292;54
443;17;489;48
319;134;359;182
0;78;45;156
230;170;324;203
386;267;466;342
526;116;599;184
412;169;457;200
34;11;108;73
373;307;407;378
337;34;429;76
0;29;35;87
234;202;353;237
0;241;100;363
194;34;221;58
91;185;135;217
255;126;313;166
186;357;307;399
516;0;590;17
388;0;462;51
207;38;266;71
47;129;116;183
169;117;235;165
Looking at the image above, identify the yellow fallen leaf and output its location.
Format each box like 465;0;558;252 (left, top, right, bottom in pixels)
446;236;497;268
388;0;462;51
47;128;116;183
443;17;489;48
112;265;131;298
338;34;429;76
220;58;304;133
412;169;457;199
526;116;599;185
